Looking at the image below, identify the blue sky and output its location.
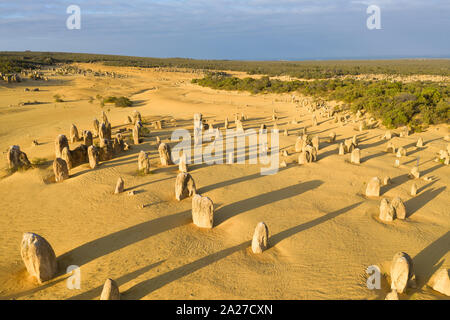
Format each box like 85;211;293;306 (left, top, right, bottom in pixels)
0;0;449;60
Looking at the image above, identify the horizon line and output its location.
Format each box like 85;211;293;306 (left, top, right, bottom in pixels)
1;50;450;62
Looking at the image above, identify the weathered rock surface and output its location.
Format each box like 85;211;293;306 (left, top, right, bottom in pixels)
251;222;269;254
191;194;214;228
20;233;58;283
53;158;69;182
100;278;120;300
366;177;381;197
175;172;196;201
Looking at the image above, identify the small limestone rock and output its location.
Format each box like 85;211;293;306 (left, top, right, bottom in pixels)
7;145;31;170
379;198;396;222
158;143;173;166
328;132;336;143
351;148;360;164
101;111;109;126
312;136;319;151
99;123;107;141
352;135;358;146
100;278;120;300
93;118;100;137
179;153;188;173
366;177;381;197
294;136;303;153
53;158;69;182
383;130;392;140
298;152;307;165
386;141;396;154
428;269;450;296
409;166;420;179
396;147;406;158
191;194;214;228
138;150;151;174
69;124;79;143
385;289;399;300
21;233;57;283
83;130;93;147
344;139;355;153
391;197;406;220
416;137;423;148
410;183;417;196
390;252;416;293
87;145;99;169
61;147;73;170
105;122;112;141
251;222;269;254
132;125;140;145
338;143;345;155
383;176;391;186
175;172;196;201
114;177;124;194
55;134;69;158
132;110;142;125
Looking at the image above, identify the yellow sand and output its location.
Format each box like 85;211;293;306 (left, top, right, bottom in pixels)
0;64;448;300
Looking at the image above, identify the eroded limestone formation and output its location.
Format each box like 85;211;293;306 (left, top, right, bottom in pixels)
158;143;173;166
138;150;150;174
191;194;214;228
55;134;69;158
175;172;196;201
100;278;120;300
88;145;99;169
251;222;269;254
366;177;381;197
390;252;416;294
7;145;31;170
20;233;58;284
53;158;69;182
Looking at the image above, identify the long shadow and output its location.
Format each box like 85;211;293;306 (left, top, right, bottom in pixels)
405;186;446;218
417;179;439;194
67;260;165;300
197;167;289;194
361;151;386;163
215;180;323;226
359;137;386;150
57;210;192;269
0;276;67;300
410;231;450;294
122;241;251;300
381;173;410;194
407;147;425;157
421;163;445;176
123;201;360;300
127;176;175;191
270;202;363;246
317;147;338;160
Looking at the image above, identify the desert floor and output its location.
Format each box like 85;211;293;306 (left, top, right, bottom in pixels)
0;64;448;300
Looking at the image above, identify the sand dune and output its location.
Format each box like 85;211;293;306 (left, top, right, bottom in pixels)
0;64;448;300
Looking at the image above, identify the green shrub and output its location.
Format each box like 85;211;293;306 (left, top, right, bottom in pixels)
192;75;449;128
102;96;132;107
53;94;63;102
